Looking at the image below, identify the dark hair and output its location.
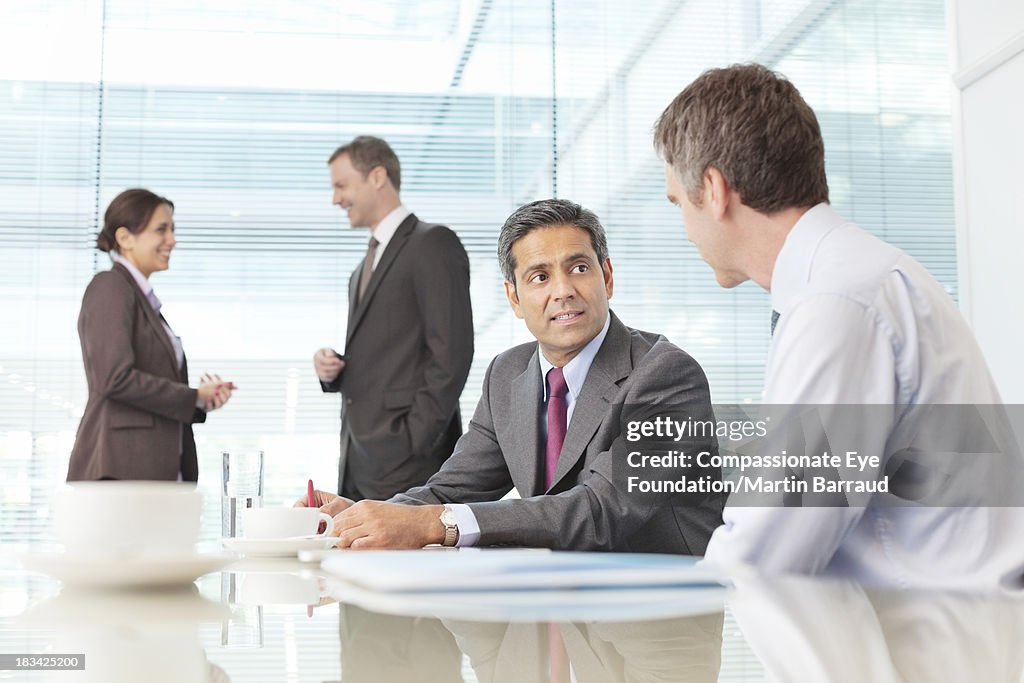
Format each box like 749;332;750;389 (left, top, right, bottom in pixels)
97;188;174;253
653;63;829;212
497;199;609;283
326;135;402;192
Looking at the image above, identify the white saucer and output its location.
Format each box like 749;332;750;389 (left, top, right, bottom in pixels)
222;535;339;557
20;550;233;589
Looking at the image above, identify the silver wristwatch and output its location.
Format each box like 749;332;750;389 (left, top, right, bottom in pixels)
439;504;459;547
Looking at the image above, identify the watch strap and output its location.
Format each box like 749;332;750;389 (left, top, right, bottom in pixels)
440;504;459;547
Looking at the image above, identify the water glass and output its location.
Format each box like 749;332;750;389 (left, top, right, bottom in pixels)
220;572;264;648
221;450;264;538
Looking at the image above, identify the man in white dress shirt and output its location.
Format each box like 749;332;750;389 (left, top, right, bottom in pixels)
653;63;1024;590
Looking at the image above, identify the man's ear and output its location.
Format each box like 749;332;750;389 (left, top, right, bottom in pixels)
504;280;524;319
602;258;614;300
705;167;732;221
369;166;389;190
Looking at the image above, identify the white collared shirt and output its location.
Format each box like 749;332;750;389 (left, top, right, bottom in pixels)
703;203;1023;591
451;313;613;547
369;204;411;269
110;252;184;370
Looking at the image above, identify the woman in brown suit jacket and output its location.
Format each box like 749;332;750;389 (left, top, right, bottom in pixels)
67;189;234;482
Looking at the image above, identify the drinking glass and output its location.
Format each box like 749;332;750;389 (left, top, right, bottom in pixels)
221;450;264;538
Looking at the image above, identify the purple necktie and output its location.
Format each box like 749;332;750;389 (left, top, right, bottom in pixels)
545;367;569;489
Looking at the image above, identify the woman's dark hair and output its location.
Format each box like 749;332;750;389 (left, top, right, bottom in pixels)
97;188;174;253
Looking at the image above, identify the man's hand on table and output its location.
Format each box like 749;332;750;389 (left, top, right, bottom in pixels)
295;491;445;549
333;500;445;549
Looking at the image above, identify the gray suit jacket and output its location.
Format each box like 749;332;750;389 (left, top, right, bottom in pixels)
322;213;474;500
392;312;724;554
68;263;205;481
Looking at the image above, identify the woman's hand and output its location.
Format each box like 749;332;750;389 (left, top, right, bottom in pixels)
198;373;236;411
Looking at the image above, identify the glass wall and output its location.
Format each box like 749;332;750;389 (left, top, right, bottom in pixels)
0;0;954;546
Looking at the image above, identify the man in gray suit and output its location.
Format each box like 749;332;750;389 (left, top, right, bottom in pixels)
314;136;474;501
307;199;723;553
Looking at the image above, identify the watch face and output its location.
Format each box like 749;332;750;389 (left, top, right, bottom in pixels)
440;508;456;526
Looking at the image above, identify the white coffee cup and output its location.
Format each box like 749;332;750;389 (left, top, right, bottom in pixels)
240;507;334;539
54;482;202;558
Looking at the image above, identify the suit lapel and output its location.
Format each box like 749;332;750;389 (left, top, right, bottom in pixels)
509;349;545;496
549;314;633;489
113;264;179;372
346;213;417;346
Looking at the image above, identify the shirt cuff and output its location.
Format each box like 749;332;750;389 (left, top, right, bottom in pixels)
450;504;480;547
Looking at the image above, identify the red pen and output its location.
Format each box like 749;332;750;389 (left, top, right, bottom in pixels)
307;479;316;508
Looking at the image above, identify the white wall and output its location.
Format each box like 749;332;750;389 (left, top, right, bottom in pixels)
951;0;1024;401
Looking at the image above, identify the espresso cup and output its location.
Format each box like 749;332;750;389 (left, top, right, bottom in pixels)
54;482;202;557
240;507;334;539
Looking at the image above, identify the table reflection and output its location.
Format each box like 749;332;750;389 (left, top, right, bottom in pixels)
5;556;1023;682
339;604;464;682
444;613;723;683
729;575;1024;683
17;584;229;682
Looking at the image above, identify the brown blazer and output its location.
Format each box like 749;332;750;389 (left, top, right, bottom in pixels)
67;263;206;481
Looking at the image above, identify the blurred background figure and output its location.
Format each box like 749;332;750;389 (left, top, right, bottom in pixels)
314;136;473;501
67;188;234;482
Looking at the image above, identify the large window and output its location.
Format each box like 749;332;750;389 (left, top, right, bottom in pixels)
1;0;954;543
0;1;956;679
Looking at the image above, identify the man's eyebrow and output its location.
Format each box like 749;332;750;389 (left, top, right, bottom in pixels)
520;251;596;273
519;258;552;274
563;252;595;264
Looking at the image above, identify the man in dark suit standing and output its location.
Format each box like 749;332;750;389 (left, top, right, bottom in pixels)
314;136;474;501
306;199;723;553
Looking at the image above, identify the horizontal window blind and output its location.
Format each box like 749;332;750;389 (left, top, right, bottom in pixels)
550;0;955;409
0;0;953;679
2;0;951;552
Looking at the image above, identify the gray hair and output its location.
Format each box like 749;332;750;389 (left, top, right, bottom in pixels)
497;199;609;283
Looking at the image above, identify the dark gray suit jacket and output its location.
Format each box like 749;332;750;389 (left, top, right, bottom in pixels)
392;312;724;554
322;213;474;500
68;263;205;481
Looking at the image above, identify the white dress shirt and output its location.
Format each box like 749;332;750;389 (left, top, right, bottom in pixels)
451;314;612;546
369;205;411;269
703;203;1024;591
111;252;184;370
